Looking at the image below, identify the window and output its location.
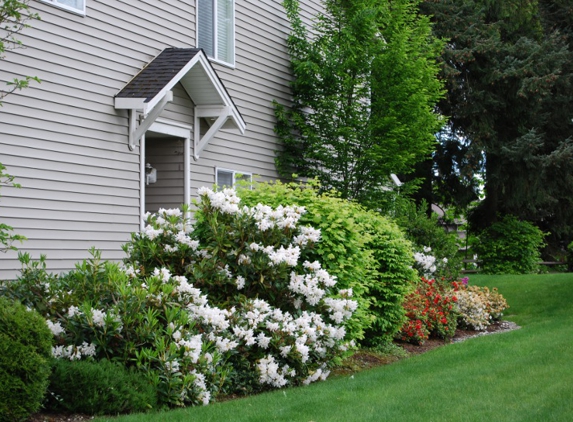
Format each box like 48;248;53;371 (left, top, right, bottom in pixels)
198;0;235;66
216;168;251;189
40;0;86;15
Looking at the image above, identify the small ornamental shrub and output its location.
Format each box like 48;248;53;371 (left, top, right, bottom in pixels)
394;200;463;280
454;281;509;331
46;359;157;415
5;187;356;408
472;215;546;274
237;179;416;347
397;277;459;345
0;297;53;422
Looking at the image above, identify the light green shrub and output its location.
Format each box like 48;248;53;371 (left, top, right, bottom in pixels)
0;297;53;422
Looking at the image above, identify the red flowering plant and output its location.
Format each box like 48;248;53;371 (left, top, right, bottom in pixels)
399;287;430;344
397;277;459;345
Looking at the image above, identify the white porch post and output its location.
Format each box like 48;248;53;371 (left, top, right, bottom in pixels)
140;134;146;230
184;136;191;215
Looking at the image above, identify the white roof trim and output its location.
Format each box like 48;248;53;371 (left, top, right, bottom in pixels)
114;49;245;142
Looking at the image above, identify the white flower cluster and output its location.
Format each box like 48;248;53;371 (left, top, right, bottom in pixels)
250;203;306;231
455;289;491;330
142;224;163;240
198;186;241;214
293;226;321;246
191;371;211;405
122;264;140;278
171;274;232;334
90;307;122;331
46;320;65;336
413;246;437;277
140;209;199;253
265;245;301;266
324;297;358;324
288;260;337;306
172;329;203;364
116;186;359;401
230;298;349;387
52;342;96;360
257;355;294;388
302;365;330;385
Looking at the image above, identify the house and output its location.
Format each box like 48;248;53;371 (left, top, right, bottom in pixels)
0;0;322;280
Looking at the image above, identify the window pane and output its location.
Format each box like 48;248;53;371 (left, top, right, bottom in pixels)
57;0;83;10
198;0;215;58
217;170;234;189
217;0;233;64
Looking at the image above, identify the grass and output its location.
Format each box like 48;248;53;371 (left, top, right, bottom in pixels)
96;273;573;422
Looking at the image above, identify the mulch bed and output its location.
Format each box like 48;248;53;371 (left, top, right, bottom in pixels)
334;320;520;375
398;320;520;355
27;321;519;422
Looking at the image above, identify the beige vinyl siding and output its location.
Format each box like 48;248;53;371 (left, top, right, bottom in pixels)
0;0;195;279
0;0;323;280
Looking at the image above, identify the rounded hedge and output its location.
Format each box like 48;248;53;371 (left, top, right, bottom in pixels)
473;215;546;274
46;359;157;415
0;297;53;422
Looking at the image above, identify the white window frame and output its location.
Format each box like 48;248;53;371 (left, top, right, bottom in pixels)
39;0;86;16
197;0;236;68
216;167;252;189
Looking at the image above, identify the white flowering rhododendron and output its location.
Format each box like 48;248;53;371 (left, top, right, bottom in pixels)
7;187;356;408
413;246;438;277
127;187;357;395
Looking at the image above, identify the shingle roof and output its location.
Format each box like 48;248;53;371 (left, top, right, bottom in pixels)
114;47;245;134
116;48;202;102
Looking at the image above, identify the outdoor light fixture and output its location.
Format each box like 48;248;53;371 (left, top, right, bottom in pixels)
145;163;157;185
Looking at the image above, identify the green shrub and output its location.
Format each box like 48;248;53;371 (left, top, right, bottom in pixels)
0;297;53;422
237;180;416;346
472;215;546;274
393;199;463;281
46;359;156;415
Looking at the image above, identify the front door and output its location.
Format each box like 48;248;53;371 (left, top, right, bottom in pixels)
144;134;185;214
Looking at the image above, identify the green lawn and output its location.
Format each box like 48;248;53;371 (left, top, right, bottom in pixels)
96;273;573;422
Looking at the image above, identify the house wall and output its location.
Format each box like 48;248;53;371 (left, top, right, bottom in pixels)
0;0;322;280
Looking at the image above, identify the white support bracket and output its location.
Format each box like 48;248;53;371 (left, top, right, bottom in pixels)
193;105;232;160
127;91;174;151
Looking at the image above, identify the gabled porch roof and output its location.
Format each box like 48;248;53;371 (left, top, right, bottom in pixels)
114;48;246;155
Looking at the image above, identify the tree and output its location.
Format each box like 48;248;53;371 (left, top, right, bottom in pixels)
0;163;25;252
1;0;40;105
275;0;444;209
1;0;38;251
421;0;573;247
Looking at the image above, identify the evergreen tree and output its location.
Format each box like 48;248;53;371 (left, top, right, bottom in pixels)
275;0;444;209
421;0;573;247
